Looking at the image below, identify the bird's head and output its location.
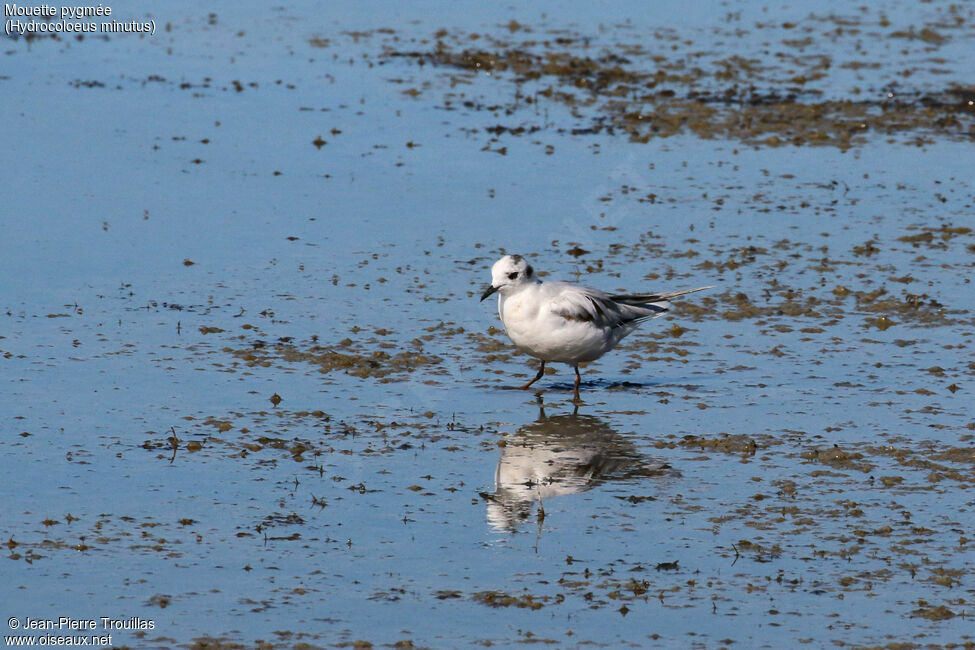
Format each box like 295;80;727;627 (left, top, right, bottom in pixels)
480;254;536;301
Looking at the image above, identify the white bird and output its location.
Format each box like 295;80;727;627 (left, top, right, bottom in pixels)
480;254;711;399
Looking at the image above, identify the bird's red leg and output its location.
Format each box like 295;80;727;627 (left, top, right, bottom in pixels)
520;361;546;390
573;365;581;401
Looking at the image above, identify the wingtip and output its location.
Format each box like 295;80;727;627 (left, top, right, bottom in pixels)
663;285;714;299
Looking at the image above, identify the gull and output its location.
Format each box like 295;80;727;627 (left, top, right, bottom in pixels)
480;254;711;399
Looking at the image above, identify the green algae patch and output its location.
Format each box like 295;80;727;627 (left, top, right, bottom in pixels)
472;590;546;610
801;446;874;472
679;434;759;455
911;604;956;621
381;20;975;150
188;639;253;650
231;340;443;379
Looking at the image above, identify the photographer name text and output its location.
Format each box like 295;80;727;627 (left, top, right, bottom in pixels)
8;617;154;631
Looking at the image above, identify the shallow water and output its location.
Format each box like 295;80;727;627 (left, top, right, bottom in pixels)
2;1;974;648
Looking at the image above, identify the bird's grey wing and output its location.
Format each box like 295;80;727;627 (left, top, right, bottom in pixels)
610;286;713;305
549;285;638;329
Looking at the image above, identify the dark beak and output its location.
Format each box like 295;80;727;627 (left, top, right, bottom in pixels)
480;285;498;302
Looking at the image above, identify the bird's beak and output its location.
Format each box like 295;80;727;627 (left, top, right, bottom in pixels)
480;285;498;302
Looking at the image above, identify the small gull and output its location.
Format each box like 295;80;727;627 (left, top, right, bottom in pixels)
480;254;711;399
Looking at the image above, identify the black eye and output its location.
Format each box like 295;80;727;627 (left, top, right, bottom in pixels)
507;272;519;280
525;265;533;277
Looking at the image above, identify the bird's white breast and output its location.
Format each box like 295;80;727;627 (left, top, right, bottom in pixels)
498;285;622;363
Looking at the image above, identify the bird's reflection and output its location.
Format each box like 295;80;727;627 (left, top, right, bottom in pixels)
484;402;673;532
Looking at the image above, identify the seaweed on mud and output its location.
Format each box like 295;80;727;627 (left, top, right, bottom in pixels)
379;20;975;149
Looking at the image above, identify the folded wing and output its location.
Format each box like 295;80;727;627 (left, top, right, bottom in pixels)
610;286;713;304
551;285;712;330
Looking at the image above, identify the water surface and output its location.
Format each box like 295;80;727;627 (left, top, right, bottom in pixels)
2;1;974;647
